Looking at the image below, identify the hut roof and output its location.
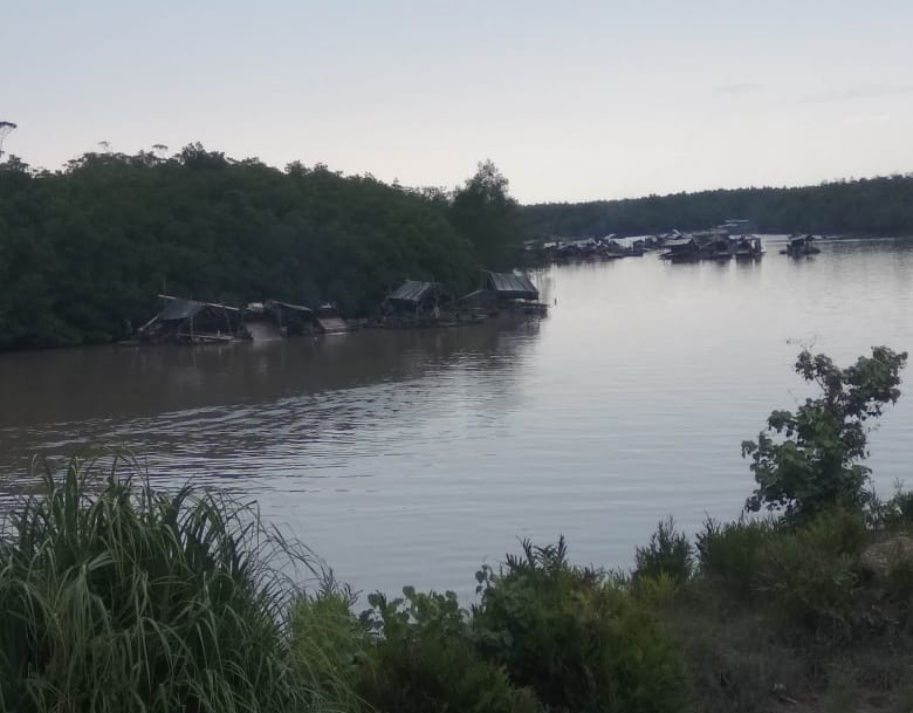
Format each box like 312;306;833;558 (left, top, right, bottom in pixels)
265;300;313;314
155;295;240;322
388;280;439;304
486;272;539;300
665;238;695;248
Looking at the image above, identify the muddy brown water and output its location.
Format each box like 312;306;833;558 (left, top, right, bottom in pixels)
2;236;913;596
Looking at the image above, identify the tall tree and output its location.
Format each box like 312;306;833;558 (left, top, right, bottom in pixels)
742;347;908;522
450;160;525;271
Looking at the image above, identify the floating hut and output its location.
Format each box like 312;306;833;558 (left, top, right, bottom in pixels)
459;271;546;317
487;271;540;302
661;238;701;262
315;303;349;334
734;237;763;260
137;295;243;344
385;280;445;315
243;301;315;341
379;280;453;327
780;234;822;257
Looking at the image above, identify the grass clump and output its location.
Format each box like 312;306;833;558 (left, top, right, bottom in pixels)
753;508;866;638
0;457;330;713
473;537;690;713
634;516;694;585
356;588;541;713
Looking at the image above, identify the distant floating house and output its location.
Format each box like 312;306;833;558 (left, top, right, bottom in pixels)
661;238;701;262
315;303;349;334
486;271;539;302
266;300;315;335
243;300;315;341
138;295;243;344
734;236;763;260
458;271;545;317
780;234;821;257
385;280;445;315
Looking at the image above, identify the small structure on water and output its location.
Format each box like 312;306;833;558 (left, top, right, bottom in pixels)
781;234;822;257
243;301;315;341
385;280;445;315
459;271;547;317
315;303;349;334
542;235;645;263
734;236;764;260
661;237;702;262
138;295;243;344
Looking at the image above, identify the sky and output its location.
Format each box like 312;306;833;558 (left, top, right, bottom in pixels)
2;0;912;203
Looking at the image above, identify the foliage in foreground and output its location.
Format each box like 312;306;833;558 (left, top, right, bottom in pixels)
742;346;907;523
4;346;913;712
473;538;690;713
0;458;327;713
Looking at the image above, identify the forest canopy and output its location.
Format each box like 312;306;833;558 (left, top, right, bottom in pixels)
523;174;913;238
2;143;911;352
0;147;524;350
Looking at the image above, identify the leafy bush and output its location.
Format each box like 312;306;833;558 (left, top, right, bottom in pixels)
743;347;907;524
357;588;541;713
289;587;367;712
635;516;693;585
474;538;689;713
754;509;866;637
632;571;681;610
868;486;913;529
695;517;779;598
0;457;321;713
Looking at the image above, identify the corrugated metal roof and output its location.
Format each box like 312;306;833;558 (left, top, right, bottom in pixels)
266;300;313;314
158;297;203;321
389;280;437;303
156;295;240;321
486;272;539;300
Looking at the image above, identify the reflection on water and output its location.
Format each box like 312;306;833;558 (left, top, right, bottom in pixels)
2;236;913;596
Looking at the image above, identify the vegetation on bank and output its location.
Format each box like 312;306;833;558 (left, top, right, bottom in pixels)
0;148;525;351
3;345;913;713
523;173;913;238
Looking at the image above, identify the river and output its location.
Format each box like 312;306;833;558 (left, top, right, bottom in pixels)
2;235;913;597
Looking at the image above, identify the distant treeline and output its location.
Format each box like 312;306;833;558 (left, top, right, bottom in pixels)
522;174;913;238
0;147;523;350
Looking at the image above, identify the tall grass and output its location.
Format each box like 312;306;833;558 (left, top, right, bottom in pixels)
0;456;340;713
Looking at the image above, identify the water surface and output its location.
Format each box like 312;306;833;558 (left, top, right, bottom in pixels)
2;236;913;595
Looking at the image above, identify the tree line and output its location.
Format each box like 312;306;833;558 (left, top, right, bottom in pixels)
523;173;913;238
0;147;524;350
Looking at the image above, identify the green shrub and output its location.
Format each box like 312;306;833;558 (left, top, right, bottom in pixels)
868;487;913;529
358;588;540;713
474;538;689;713
634;516;693;585
695;517;779;598
289;588;367;712
632;571;681;610
0;457;324;713
742;347;907;524
754;509;866;637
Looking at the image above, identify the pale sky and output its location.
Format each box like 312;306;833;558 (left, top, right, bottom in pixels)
3;0;912;203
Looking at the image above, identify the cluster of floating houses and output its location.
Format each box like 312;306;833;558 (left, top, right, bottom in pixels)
541;220;823;265
129;271;546;346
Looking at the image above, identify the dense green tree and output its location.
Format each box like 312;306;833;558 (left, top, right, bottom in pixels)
450;160;525;270
0;146;527;351
523;174;913;238
742;347;908;522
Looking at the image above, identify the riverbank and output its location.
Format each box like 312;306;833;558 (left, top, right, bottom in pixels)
3;456;913;713
6;345;911;712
